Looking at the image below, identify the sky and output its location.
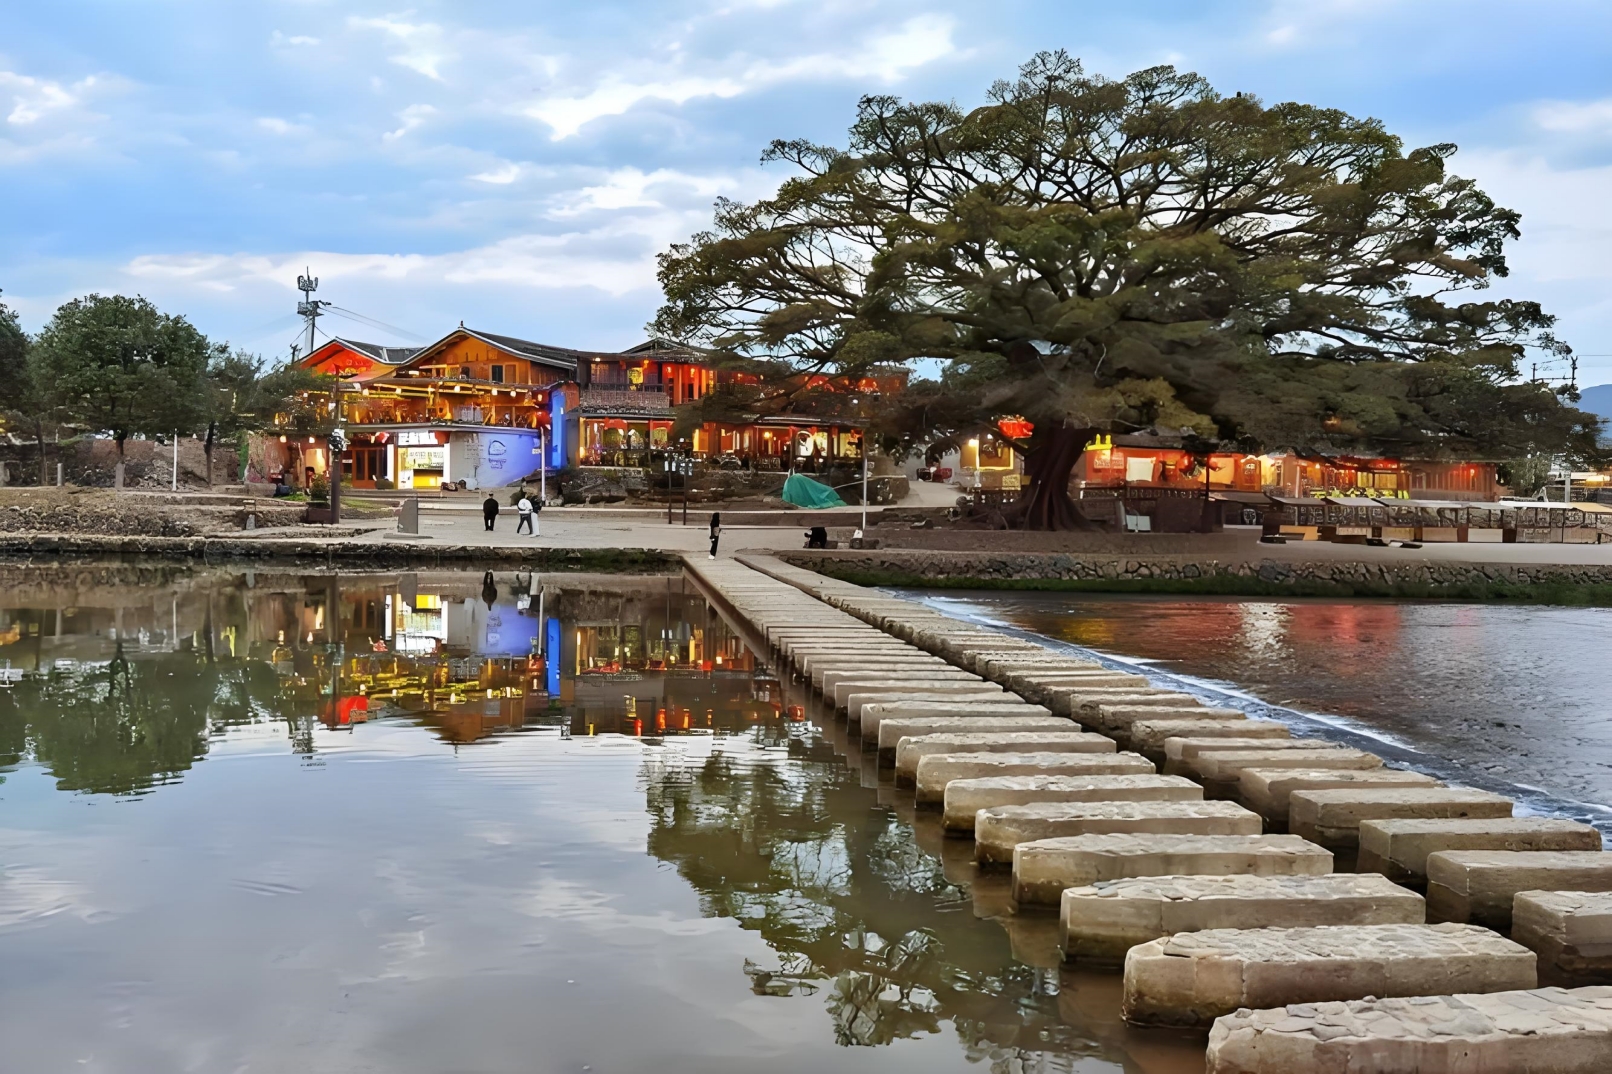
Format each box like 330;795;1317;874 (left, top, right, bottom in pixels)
4;0;1612;382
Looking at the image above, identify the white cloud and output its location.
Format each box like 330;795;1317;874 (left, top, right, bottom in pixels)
255;116;305;136
1533;98;1612;134
349;14;453;82
551;167;738;215
525;14;958;139
0;70;95;125
269;31;320;48
470;162;521;184
382;103;435;141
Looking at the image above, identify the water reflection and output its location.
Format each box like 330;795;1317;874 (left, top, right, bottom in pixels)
0;565;777;796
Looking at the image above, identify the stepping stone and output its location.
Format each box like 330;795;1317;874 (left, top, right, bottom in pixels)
975;799;1261;865
1191;748;1382;798
1290;788;1514;849
915;751;1154;806
1065;691;1202;720
1239;768;1444;826
1427;851;1612;931
1205;985;1612;1074
1061;873;1425;964
819;667;979;695
1513;891;1612;985
893;731;1115;787
1358;818;1606;887
942;774;1204;833
857;699;1049;739
874;715;1075;764
809;658;949;687
1133;721;1292;759
1008;673;1151;705
1122;922;1536;1029
836;681;1002;712
1096;705;1244;738
1012;833;1332;906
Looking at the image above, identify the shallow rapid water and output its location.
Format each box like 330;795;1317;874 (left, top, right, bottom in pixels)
906;590;1612;835
0;565;1201;1074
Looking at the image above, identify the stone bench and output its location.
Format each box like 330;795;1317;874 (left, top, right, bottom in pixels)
1122;922;1536;1029
1358;818;1606;887
1239;768;1444;826
893;730;1115;787
1290;788;1513;849
1061;873;1423;964
914;751;1154;806
1132;721;1291;760
975;799;1261;865
1191;748;1381;798
1204;986;1612;1074
1012;833;1332;906
1427;851;1612;931
942;774;1204;833
874;715;1074;764
1513;891;1612;985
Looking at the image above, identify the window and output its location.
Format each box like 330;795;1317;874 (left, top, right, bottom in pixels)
459;366;471;379
490;365;505;383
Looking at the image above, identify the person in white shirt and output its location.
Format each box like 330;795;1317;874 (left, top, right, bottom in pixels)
516;495;534;535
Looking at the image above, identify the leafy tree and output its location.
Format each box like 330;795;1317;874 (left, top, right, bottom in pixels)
0;290;59;485
203;350;333;485
655;52;1602;528
30;294;213;477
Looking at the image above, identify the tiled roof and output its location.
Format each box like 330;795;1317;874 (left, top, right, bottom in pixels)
332;338;422;365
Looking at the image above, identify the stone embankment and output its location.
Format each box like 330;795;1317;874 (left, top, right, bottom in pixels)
0;488;306;536
681;550;1612;1071
779;548;1612;601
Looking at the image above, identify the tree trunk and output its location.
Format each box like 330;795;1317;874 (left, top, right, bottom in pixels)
204;422;217;488
1013;424;1096;531
114;433;126;490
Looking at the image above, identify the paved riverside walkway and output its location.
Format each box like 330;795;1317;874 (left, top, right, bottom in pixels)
682;550;1612;1071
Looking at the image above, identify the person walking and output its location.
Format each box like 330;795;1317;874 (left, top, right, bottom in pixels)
707;512;721;559
516;494;534;535
481;493;500;532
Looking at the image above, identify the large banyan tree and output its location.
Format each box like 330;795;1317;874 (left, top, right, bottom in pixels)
653;52;1601;528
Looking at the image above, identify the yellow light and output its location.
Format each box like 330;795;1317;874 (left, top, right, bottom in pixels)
308;437;315;444
279;435;287;443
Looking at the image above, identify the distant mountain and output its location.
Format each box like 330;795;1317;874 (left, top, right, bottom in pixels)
1578;385;1612;443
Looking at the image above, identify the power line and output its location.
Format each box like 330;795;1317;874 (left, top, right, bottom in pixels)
323;304;427;343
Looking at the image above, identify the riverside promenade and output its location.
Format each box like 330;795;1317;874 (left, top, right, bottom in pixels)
682;550;1612;1072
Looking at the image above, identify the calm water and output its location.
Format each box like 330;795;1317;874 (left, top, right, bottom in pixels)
0;566;1198;1074
912;591;1612;831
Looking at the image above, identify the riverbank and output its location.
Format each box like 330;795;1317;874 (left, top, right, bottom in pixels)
778;549;1612;604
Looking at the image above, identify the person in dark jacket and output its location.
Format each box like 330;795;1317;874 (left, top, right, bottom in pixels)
482;494;500;531
708;512;721;559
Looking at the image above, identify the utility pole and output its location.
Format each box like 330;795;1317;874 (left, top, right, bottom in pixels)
297;269;328;358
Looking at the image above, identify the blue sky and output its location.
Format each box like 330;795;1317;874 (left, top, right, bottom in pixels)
4;1;1612;381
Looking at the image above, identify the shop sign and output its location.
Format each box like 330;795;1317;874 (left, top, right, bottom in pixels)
397;430;442;447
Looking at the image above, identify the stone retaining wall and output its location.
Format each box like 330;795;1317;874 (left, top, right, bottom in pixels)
0;535;678;569
777;549;1612;599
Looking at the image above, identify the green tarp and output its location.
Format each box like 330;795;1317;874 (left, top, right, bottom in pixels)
781;473;847;508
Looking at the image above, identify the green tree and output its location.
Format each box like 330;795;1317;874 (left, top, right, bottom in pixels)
655;53;1602;528
31;294;213;482
0;290;58;485
203;350;332;485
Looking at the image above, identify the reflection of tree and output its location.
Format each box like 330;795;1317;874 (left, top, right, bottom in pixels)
643;747;1108;1067
2;644;287;796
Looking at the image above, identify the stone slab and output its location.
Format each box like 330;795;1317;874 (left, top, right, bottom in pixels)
1063;691;1203;719
1427;851;1612;931
975;799;1261;865
857;699;1049;739
1205;986;1612;1074
893;731;1116;787
874;715;1074;762
915;751;1154;806
1096;705;1244;736
1061;873;1425;964
843;686;1006;719
1012;833;1333;906
1513;891;1612;985
1358;818;1606;886
942;774;1204;833
834;679;1000;710
819;667;979;696
1122;922;1537;1028
1132;721;1292;758
1290;788;1514;849
1193;747;1381;783
1239;768;1444;825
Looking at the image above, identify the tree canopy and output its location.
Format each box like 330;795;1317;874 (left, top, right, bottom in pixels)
654;52;1602;527
31;294;213;458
